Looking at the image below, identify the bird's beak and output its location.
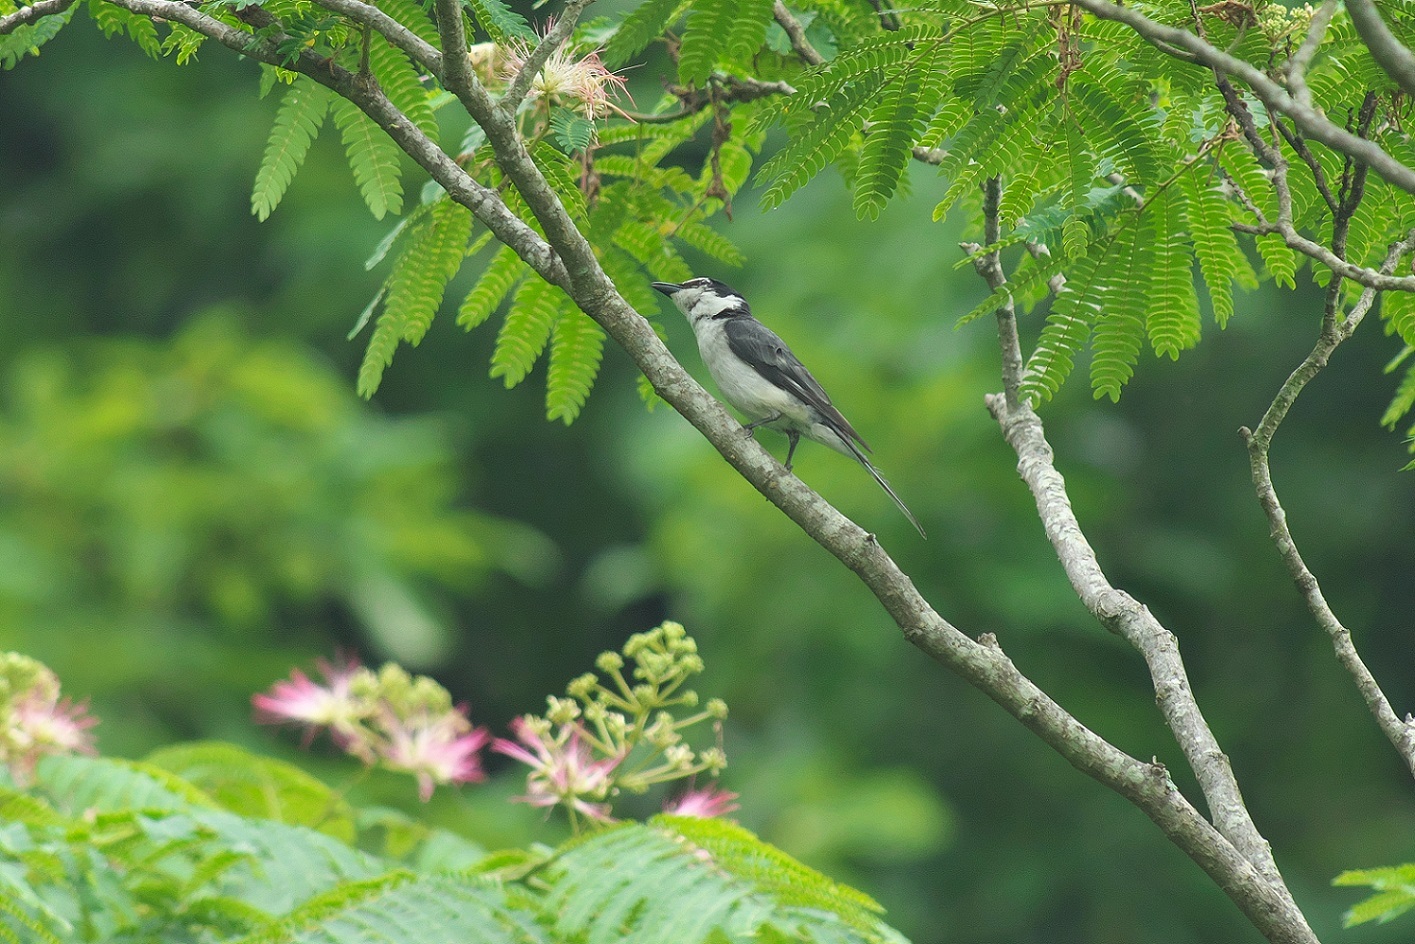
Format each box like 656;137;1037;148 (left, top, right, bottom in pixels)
650;282;680;296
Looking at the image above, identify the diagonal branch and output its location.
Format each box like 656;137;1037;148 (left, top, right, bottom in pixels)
969;178;1296;902
306;0;443;73
500;0;596;115
1240;229;1415;781
0;0;71;35
1345;0;1415;99
117;0;563;284
773;0;823;65
1284;0;1338;107
71;6;1319;939
1070;0;1415;196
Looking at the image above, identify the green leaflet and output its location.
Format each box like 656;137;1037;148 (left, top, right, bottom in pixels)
146;741;358;842
604;0;686;68
388;199;472;344
375;0;442;45
673;221;746;266
491;277;567;388
550;108;598;154
1381;346;1415;430
1089;212;1152;401
252;78;332;221
0;0;76;70
677;0;736;85
1065;67;1161;186
464;0;535;42
1021;224;1121;403
854;44;942;220
368;34;437;142
1180;165;1256;328
357;200;472;397
331;98;404;220
1384;290;1415;348
1334;865;1415;927
1144;187;1201;360
676;0;775;84
544;818;894;944
756;72;885;210
87;0;161;58
237;872;546;944
546;309;607;424
725;0;775;68
459;245;528;330
955;252;1066;328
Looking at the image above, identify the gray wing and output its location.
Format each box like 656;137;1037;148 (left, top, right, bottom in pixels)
723;317;870;452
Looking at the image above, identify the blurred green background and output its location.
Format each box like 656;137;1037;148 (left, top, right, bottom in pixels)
3;15;1415;944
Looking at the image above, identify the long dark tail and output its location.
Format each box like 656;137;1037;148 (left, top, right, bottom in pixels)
840;437;926;539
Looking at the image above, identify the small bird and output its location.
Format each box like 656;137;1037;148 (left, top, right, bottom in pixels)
652;277;925;538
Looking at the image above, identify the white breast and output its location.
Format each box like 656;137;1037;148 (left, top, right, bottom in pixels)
694;323;813;426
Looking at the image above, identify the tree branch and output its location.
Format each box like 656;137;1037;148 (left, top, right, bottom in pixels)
1240;228;1415;781
1344;0;1415;99
306;0;443;74
500;0;596;114
772;0;823;65
1284;0;1338;107
969;178;1307;925
1071;0;1415;195
0;0;71;35
71;5;1322;939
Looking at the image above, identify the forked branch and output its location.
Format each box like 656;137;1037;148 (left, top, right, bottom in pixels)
1240;229;1415;781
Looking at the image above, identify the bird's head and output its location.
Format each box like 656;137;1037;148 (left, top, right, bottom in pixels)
651;277;749;323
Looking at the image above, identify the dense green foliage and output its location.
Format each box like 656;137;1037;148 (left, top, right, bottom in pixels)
6;0;1415;941
0;748;902;943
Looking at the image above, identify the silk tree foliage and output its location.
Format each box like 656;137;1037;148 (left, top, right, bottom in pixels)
8;0;1415;427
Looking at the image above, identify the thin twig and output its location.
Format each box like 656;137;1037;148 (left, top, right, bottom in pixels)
501;0;596;114
968;176;1298;900
1240;229;1415;781
307;0;443;73
1284;0;1337;106
772;0;824;65
1071;0;1415;195
1272;120;1338;213
0;0;72;35
1345;0;1415;99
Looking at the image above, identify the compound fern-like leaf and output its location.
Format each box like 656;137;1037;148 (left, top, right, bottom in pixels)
673;221;745;266
465;0;535;42
1144;187;1201;359
604;0;685;67
725;0;774;66
0;0;75;70
1181;165;1257;327
369;34;437;141
854;45;940;220
1090;213;1151;401
331;98;404;220
756;73;885;210
375;0;441;45
546;309;607;424
459;245;528;330
491;277;566;388
385;198;473;345
677;0;736;85
252;78;332;221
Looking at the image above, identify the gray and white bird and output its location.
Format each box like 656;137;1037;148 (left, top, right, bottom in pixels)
651;277;924;538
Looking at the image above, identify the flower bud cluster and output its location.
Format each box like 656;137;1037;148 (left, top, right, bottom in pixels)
253;654;488;801
493;621;734;829
0;653;98;785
